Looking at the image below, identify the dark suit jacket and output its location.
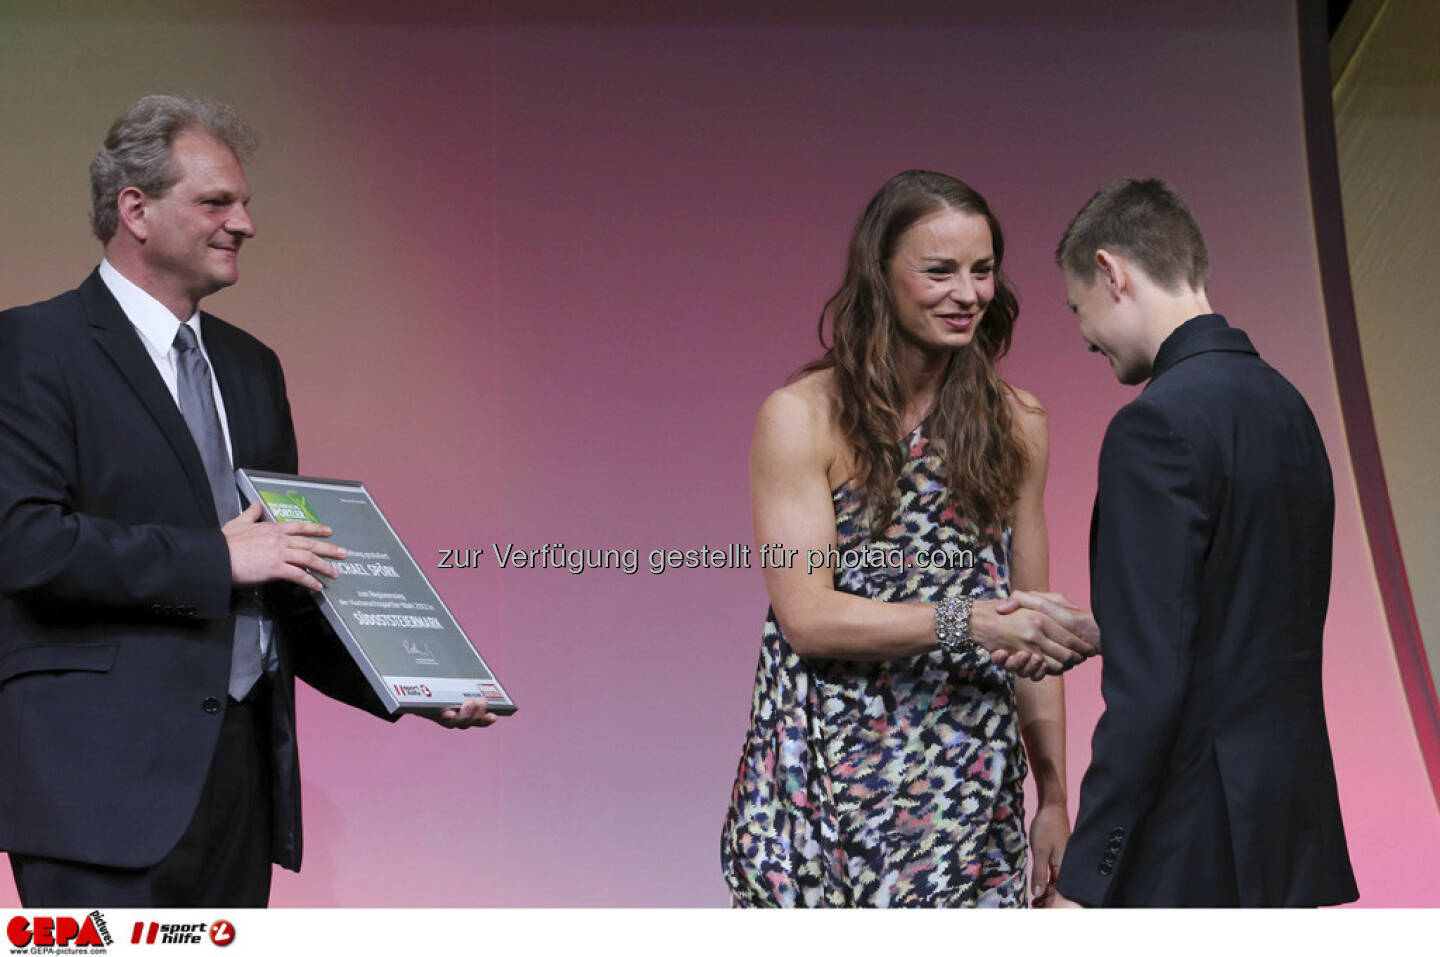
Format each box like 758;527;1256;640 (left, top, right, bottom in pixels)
1055;315;1357;907
0;270;386;872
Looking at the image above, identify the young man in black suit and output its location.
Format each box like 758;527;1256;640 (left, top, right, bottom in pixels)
1009;179;1357;906
0;95;494;907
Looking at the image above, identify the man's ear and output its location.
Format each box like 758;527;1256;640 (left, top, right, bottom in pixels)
1094;248;1127;301
116;186;148;242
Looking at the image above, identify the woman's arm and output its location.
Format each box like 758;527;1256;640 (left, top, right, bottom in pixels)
751;381;1092;667
1005;388;1071;904
750;384;934;659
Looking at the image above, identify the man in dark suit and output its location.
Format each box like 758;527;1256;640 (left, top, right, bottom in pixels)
1007;179;1356;906
0;94;493;907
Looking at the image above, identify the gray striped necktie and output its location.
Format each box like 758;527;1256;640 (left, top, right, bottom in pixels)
173;322;262;700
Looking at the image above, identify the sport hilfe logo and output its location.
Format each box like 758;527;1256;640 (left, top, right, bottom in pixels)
392;683;432;698
130;920;231;946
7;913;113;949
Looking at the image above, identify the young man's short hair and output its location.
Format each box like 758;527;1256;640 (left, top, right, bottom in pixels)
1056;178;1208;292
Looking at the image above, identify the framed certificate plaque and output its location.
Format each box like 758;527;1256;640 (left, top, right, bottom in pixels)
237;468;516;716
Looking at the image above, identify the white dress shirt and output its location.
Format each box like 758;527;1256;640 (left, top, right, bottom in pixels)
98;258;236;458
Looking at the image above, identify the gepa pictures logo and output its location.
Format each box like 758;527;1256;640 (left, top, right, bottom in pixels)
7;911;113;951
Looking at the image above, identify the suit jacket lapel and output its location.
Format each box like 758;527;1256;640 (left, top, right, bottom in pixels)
78;270;218;522
204;320;257;469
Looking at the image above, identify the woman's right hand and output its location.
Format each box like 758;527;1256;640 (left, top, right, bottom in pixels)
968;598;1099;677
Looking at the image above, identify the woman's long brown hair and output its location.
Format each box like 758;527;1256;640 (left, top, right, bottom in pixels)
796;170;1028;535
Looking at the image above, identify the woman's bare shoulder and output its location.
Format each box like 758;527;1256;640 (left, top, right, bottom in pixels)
753;369;844;474
757;369;839;434
1002;381;1048;450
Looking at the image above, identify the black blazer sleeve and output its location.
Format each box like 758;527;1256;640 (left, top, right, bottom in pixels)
1057;399;1212;905
278;598;397;721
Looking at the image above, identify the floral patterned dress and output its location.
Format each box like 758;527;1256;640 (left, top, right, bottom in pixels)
721;424;1028;907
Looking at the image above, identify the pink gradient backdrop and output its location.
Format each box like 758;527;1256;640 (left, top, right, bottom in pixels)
0;1;1435;906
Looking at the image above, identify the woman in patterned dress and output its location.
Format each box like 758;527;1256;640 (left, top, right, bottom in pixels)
721;170;1098;907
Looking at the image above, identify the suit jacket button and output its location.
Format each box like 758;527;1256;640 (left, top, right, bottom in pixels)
1103;852;1118;865
203;697;221;714
1099;864;1113;876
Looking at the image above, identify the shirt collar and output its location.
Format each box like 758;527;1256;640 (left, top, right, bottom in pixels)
98;259;205;356
1149;313;1257;382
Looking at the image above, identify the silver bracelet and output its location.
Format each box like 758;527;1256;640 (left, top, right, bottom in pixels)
934;596;974;654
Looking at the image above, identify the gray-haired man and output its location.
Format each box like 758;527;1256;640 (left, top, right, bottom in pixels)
0;94;491;907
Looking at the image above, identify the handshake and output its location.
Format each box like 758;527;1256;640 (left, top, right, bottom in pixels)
971;591;1100;681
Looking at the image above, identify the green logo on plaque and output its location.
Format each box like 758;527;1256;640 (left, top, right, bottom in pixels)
259;489;319;523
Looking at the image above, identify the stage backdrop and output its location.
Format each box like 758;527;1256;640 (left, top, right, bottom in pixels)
0;0;1435;906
